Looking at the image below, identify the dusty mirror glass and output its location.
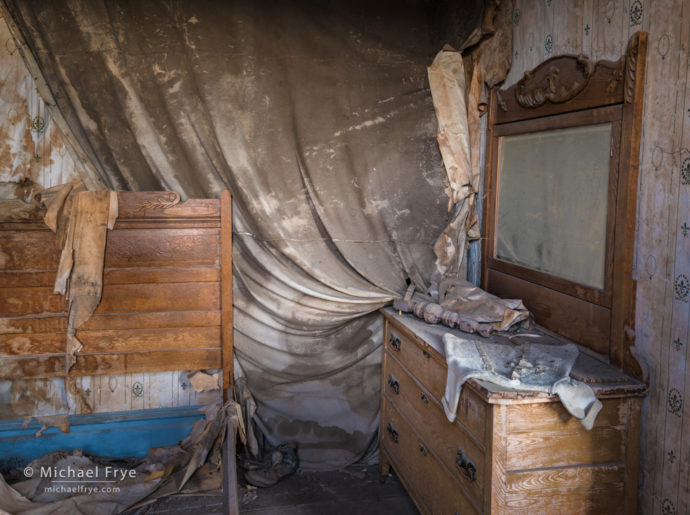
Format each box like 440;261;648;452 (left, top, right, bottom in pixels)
495;123;612;289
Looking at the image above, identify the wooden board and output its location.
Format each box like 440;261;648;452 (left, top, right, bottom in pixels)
81;312;220;331
221;189;234;401
506;398;625;432
504;426;625;470
0;230;61;270
0;287;68;316
1;327;220;356
104;228;220;268
95;283;220;314
69;350;222;376
488;269;611;355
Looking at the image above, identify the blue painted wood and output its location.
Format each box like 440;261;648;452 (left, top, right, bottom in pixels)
0;407;205;474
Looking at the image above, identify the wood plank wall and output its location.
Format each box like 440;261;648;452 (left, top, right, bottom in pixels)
0;192;229;387
499;1;689;512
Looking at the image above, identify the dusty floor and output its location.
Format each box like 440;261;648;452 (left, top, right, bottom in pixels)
136;465;417;514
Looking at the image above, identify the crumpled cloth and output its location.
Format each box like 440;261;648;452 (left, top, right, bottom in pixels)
442;333;603;430
439;278;531;331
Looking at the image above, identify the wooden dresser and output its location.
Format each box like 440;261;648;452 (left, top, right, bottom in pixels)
379;308;646;514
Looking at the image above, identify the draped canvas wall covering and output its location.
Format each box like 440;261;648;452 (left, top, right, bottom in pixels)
3;0;484;468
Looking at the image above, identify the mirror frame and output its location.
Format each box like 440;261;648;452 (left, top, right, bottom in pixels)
482;32;648;380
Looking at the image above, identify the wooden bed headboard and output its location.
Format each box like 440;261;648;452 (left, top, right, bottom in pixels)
0;190;233;400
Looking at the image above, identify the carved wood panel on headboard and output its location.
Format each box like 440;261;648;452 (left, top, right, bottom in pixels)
0;191;233;399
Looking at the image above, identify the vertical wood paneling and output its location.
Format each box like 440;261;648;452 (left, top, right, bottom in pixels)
581;0;595;56
675;3;690;512
634;2;677;510
496;0;689;511
0;16;78;190
643;1;688;513
552;0;582;55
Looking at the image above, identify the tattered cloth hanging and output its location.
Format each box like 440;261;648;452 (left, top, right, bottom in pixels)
40;181;118;371
426;0;513;288
427;47;477;287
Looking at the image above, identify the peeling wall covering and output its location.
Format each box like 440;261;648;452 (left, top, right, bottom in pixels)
505;1;690;512
0;371;221;421
0;15;78;190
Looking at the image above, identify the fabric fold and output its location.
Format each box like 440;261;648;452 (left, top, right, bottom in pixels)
3;0;486;467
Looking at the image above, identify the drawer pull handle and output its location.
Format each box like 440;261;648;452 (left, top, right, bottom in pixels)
386;422;399;443
420;392;428;404
387;375;400;395
456;448;477;481
389;333;401;352
422;349;430;358
419;445;427;456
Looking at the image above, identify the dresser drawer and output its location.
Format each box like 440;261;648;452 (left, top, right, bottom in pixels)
381;400;481;515
384;351;486;505
385;320;487;442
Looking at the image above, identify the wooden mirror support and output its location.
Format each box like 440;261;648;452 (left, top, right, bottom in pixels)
483;32;647;380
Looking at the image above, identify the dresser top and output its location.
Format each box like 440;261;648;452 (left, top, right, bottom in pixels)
382;308;647;401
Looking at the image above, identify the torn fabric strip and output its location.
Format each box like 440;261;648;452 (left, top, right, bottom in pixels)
52;189;118;372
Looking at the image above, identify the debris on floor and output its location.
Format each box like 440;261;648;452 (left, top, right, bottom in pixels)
0;402;238;514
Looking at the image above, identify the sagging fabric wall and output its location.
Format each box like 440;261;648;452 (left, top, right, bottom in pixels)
498;1;690;512
1;0;487;469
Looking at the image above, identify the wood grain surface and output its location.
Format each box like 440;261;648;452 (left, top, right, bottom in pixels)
0;191;230;383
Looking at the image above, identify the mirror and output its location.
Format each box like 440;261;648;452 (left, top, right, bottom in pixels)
495;123;611;289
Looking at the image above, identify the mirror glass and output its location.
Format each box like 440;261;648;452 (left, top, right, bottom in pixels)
495;123;612;289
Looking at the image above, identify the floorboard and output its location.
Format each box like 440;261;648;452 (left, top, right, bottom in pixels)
139;465;417;514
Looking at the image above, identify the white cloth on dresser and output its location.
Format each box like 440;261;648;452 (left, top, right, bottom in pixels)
442;333;603;430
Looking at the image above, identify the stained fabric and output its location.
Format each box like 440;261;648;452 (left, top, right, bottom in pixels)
438;278;530;331
442;333;603;430
427;48;476;288
3;0;484;468
49;185;118;371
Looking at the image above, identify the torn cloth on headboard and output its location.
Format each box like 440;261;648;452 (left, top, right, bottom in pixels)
42;183;118;372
